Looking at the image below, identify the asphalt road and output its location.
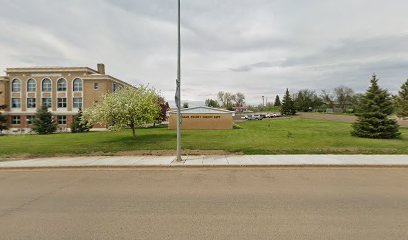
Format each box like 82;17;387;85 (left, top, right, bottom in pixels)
1;168;408;240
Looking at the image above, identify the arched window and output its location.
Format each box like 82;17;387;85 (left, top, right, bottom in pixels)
42;79;52;92
73;78;82;92
12;79;21;92
27;79;36;92
57;78;67;91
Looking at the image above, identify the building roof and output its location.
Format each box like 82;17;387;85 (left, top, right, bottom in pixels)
82;74;133;88
168;106;235;114
3;65;134;88
5;67;99;74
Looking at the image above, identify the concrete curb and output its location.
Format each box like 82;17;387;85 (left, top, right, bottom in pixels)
2;164;408;171
0;155;407;169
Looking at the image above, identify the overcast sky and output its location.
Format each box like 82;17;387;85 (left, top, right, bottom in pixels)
1;0;408;105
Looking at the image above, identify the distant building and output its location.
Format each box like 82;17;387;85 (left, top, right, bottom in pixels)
233;106;249;113
168;106;235;130
0;64;132;133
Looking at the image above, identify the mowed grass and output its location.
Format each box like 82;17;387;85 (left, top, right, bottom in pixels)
0;118;407;158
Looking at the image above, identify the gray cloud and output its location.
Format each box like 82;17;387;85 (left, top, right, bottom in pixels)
1;0;408;105
231;62;275;72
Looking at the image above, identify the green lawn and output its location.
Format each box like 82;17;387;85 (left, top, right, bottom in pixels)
0;118;407;158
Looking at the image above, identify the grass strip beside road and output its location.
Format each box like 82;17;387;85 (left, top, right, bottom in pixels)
0;118;407;159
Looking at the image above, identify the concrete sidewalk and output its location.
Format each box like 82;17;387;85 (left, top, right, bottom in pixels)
0;155;408;168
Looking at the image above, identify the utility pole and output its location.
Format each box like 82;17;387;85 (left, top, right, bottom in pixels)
175;0;182;162
262;96;265;107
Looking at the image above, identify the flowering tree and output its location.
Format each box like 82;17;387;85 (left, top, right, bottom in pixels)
87;85;160;139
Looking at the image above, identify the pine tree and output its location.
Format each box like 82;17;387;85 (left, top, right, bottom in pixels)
351;74;400;139
274;95;281;106
33;105;57;134
280;89;296;115
0;104;7;134
395;79;408;119
71;109;91;133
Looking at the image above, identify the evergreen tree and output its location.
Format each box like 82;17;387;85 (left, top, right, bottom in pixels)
395;79;408;119
280;89;296;115
71;109;91;133
33;105;57;134
351;74;400;139
205;99;220;108
0;104;7;134
274;95;281;106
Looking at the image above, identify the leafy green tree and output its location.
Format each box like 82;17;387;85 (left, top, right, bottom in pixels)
217;91;234;109
33;105;57;134
334;86;355;112
274;95;281;106
395;79;408;119
87;86;160;139
281;89;296;116
351;74;400;139
232;92;246;107
205;99;220;108
294;89;323;112
320;90;335;108
0;104;7;134
71;109;92;133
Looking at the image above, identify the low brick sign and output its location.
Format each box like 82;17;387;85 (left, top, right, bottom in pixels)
168;107;235;130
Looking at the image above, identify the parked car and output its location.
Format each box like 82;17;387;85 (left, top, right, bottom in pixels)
245;115;255;120
252;114;263;120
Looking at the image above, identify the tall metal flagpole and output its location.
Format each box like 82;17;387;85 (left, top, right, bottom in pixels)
175;0;182;161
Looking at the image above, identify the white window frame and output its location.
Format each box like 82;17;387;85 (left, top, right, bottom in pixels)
27;98;36;108
11;79;21;92
42;79;52;92
73;78;83;92
27;79;36;92
57;115;67;125
57;78;67;92
42;98;52;108
57;98;67;108
12;116;21;125
11;98;21;108
73;97;83;109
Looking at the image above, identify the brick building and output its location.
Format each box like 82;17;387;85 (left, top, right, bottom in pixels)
0;64;132;133
168;107;235;130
